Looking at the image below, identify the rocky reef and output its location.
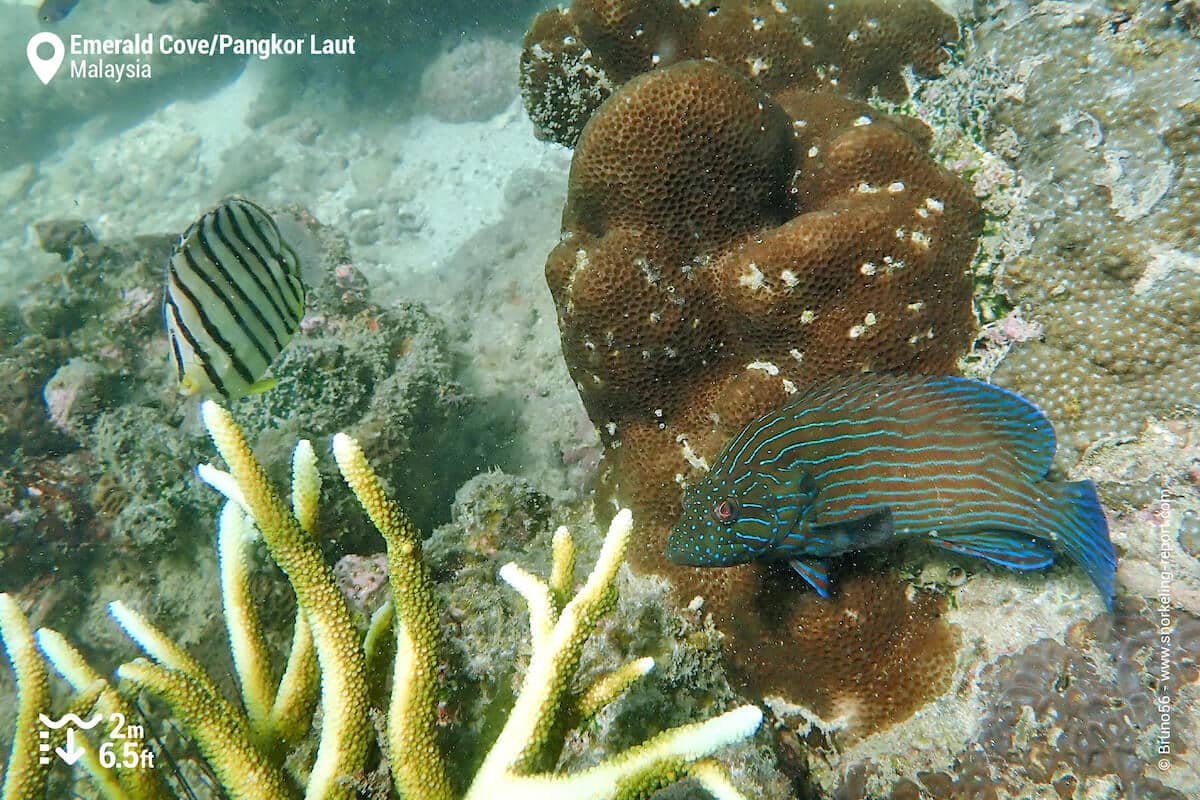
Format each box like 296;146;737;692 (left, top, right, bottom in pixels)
525;0;1200;796
520;0;959;145
0;209;498;693
529;0;986;755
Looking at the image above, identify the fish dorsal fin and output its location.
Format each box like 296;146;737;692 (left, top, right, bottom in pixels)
922;375;1055;478
788;374;1057;479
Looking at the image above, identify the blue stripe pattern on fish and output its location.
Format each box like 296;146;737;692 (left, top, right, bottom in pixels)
163;197;305;401
665;374;1118;608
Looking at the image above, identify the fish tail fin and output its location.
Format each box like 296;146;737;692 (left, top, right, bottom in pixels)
1045;480;1117;609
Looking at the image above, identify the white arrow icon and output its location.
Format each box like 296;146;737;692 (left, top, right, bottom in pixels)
27;32;65;85
55;728;85;765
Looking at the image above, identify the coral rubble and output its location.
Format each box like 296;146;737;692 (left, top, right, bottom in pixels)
520;0;960;145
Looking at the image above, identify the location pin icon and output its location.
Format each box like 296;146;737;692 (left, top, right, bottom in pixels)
27;32;65;85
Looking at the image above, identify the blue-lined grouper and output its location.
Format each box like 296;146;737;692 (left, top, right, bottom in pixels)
665;374;1118;608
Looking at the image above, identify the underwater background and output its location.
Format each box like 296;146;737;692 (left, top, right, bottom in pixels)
0;0;1198;798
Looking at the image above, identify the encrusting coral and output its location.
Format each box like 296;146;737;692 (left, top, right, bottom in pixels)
0;403;763;800
538;56;978;738
520;0;960;145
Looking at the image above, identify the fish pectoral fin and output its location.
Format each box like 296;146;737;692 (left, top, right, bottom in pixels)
808;507;895;552
246;377;278;395
787;558;832;598
930;531;1055;571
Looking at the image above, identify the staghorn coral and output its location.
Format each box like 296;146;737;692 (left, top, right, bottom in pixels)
520;0;960;146
541;57;979;739
0;405;765;800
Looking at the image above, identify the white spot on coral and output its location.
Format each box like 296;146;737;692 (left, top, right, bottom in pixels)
864;312;877;326
847;29;860;41
915;207;930;219
860;262;877;276
783;379;798;394
1057;109;1104;149
752;16;765;30
606;422;617;436
887;181;906;193
649;311;662;323
807;145;819;158
772;0;789;12
651;53;661;65
654;408;664;418
676;434;710;470
907;327;934;344
687;595;705;612
800;310;816;324
739;262;766;290
636;257;661;284
853;116;872;127
849;325;866;338
780;269;799;287
789;348;804;362
924;197;944;214
895;227;907;239
793;118;808;128
906;301;925;312
584;340;596;350
855;182;879;194
747;361;780;376
1134;245;1200;295
1095;149;1174;222
802;36;814;47
910;230;931;249
748;56;770;76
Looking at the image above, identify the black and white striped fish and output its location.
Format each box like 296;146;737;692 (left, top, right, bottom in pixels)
666;374;1117;608
163;198;305;401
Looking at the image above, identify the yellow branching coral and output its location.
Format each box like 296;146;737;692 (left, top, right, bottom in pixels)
1;402;762;800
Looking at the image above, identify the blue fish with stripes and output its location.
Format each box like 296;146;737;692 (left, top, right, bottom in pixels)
665;374;1118;609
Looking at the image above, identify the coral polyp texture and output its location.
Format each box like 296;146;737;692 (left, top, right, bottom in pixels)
969;0;1200;458
520;0;959;145
541;58;980;738
839;611;1200;800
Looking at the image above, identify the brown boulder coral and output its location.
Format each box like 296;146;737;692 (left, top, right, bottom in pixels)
521;0;960;145
543;59;980;738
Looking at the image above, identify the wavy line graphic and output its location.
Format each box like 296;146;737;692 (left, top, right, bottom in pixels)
38;713;103;730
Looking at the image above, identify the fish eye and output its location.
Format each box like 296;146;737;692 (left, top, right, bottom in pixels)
711;498;739;523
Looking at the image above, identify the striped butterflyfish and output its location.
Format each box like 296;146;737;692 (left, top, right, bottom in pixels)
163;198;304;401
666;374;1118;609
